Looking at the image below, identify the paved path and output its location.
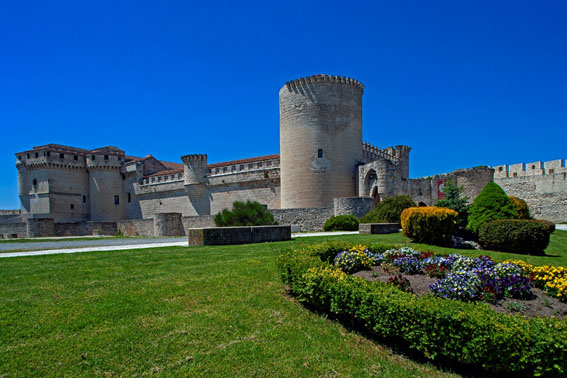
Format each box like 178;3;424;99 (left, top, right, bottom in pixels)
0;231;359;258
0;237;183;252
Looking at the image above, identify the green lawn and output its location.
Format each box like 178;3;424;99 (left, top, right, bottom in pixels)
1;232;565;376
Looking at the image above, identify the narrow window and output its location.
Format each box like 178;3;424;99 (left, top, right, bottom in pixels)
92;155;96;160
231;165;236;171
17;156;21;161
223;167;227;172
46;152;50;157
82;195;86;203
35;152;39;158
257;162;262;168
32;179;37;187
178;173;182;179
104;155;109;160
60;153;64;158
318;149;323;158
74;155;78;160
248;163;253;169
549;169;555;174
239;165;244;170
114;195;120;205
151;177;155;183
215;168;220;173
27;153;30;159
531;165;535;169
127;192;131;203
70;204;74;210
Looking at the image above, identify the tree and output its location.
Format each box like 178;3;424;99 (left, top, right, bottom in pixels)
214;200;276;227
435;180;470;229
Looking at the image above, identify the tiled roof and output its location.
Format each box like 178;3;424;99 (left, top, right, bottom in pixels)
208;154;280;168
147;167;184;178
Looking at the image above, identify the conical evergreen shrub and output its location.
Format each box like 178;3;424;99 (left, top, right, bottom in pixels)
467;182;517;234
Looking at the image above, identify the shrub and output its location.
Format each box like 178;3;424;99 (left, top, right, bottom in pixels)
322;214;359;231
478;219;550;254
467;182;518;234
276;242;567;376
214;200;275;226
359;195;416;224
536;219;556;234
509;195;531;219
400;207;458;246
435;180;470;229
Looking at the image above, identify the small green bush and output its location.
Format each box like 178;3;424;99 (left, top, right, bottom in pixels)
467;183;518;234
359;195;416;224
509;195;531;219
400;206;458;246
276;242;567;377
214;200;275;226
322;215;359;231
478;219;550;254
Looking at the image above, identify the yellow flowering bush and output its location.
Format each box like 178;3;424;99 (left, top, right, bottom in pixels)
504;260;567;302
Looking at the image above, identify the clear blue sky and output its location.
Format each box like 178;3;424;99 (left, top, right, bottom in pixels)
1;0;565;209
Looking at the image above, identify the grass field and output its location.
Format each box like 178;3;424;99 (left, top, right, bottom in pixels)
1;231;565;376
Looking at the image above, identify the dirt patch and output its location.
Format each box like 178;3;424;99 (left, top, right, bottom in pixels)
354;266;567;319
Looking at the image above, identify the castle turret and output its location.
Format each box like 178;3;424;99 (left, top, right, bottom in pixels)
394;145;411;180
181;154;210;215
279;74;364;208
86;147;125;222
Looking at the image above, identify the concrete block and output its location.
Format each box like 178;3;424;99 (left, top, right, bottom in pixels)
359;223;399;234
188;225;291;246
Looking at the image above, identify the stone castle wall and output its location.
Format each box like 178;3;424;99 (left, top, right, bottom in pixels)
270;207;333;231
494;159;567;222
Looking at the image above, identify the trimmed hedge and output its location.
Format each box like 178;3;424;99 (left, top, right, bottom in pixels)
478;219;550;254
359;195;416;224
323;215;359;231
537;219;556;234
276;242;567;377
400;207;458;246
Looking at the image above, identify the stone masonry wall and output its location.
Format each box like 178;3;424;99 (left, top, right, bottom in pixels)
117;219;154;237
270;207;333;232
0;222;27;238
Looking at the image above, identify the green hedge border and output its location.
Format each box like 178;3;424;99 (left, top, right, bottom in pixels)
276;241;567;377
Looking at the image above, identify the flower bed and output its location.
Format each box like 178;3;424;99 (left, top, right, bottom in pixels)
277;241;567;376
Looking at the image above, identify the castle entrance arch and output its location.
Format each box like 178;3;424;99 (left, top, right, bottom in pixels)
364;169;379;206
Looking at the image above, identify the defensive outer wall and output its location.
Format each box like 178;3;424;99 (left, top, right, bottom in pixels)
3;74;566;238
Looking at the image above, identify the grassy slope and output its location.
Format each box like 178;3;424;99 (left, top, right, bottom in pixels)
1;232;565;376
0;239;457;377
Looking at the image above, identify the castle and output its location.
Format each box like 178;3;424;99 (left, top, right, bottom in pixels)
6;74;567;237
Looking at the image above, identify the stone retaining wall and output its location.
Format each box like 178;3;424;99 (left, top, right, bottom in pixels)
359;223;400;234
270;207;333;231
117;219;154;237
188;225;291;246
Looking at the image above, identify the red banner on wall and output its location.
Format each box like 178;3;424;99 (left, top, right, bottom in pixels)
437;179;447;200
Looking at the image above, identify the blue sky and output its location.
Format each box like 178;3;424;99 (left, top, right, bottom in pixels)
1;0;566;209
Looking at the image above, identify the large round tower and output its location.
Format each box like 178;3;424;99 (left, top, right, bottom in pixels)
279;74;364;208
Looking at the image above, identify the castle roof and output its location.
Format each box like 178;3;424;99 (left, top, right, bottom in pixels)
207;154;280;168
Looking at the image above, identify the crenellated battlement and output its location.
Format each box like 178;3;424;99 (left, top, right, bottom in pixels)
493;159;567;179
181;154;207;163
362;142;399;163
284;74;364;93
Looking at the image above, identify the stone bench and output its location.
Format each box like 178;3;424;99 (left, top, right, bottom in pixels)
359;223;400;234
188;225;292;246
